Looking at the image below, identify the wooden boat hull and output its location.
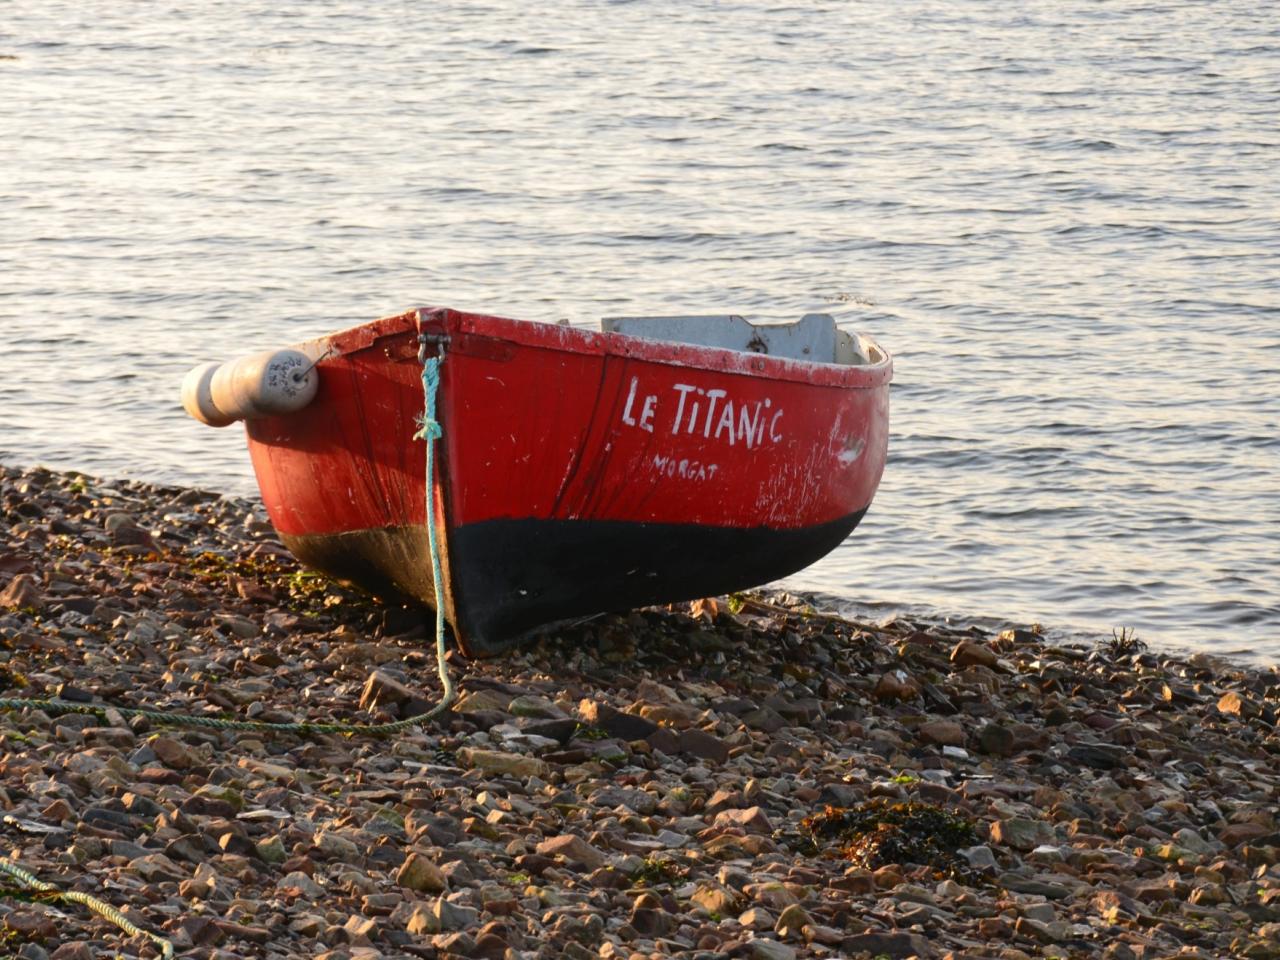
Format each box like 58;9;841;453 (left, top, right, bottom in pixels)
244;308;892;656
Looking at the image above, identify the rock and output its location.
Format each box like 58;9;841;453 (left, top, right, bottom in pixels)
679;728;730;763
712;806;773;835
692;884;740;916
279;871;326;899
1067;742;1127;770
358;670;418;711
746;939;797;960
454;688;514;713
456;747;550;779
578;699;658;740
432;897;479;931
1172;827;1215;856
536;833;605;869
960;844;998;872
507;694;565;718
873;669;921;702
976;722;1015;756
774;903;810;938
256;835;287;863
841;931;934;958
314;830;362;861
917;719;966;746
629;905;670;938
127;853;186;882
1220;822;1269;847
990;818;1055;851
405;903;438;936
149;736;200;770
951;640;998;668
4;910;58;940
396;852;447;893
589;785;657;815
1218;690;1259;718
0;573;42;611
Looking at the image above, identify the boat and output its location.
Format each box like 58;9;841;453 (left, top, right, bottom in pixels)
181;307;892;657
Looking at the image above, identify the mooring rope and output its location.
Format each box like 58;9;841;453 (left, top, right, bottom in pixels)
0;855;176;959
0;337;457;956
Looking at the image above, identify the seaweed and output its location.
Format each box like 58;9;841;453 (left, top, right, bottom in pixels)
800;799;978;874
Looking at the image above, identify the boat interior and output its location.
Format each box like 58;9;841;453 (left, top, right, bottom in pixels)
600;313;879;366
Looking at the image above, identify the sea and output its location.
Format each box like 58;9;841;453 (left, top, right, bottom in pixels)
2;0;1277;661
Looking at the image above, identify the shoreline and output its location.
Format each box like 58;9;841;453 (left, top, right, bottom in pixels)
1;463;1278;960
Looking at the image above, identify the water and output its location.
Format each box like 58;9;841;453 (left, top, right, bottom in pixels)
3;0;1277;661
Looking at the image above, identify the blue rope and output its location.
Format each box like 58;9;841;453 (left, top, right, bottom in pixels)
414;350;455;708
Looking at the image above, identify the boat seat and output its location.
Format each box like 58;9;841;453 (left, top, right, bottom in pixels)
602;313;854;364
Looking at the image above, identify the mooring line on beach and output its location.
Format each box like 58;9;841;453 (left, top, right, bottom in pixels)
0;335;458;956
0;855;176;959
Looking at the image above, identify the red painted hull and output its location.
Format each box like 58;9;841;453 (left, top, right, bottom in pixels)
244;308;891;655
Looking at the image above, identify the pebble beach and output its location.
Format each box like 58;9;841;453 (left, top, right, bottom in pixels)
1;463;1278;960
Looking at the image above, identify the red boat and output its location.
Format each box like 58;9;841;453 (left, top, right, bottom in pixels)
182;307;891;657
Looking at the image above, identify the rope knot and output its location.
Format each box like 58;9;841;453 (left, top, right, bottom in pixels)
414;414;443;442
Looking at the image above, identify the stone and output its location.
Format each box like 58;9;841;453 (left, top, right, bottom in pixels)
917;719;966;746
679;728;730;764
589;785;657;815
691;883;741;916
951;640;998;668
774;903;810;938
746;939;797;960
712;806;773;835
358;670;418;711
4;910;58;940
1172;827;1215;856
0;573;42;611
405;903;438;936
278;870;326;899
127;853;186;883
396;852;447;893
456;747;550;779
314;830;362;861
1220;822;1269;847
535;833;606;869
990;818;1055;851
1066;742;1126;770
873;670;921;702
1218;690;1259;718
841;931;934;958
150;736;200;770
431;896;479;932
255;835;287;864
507;694;565;718
977;722;1016;756
738;907;775;930
578;699;658;740
960;845;998;872
454;688;514;713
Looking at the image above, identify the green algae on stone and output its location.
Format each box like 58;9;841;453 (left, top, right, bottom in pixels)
801;799;978;873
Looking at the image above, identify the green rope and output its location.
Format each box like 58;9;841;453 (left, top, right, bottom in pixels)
0;856;175;958
0;340;458;956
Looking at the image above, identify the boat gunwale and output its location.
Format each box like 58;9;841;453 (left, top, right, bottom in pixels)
295;307;893;390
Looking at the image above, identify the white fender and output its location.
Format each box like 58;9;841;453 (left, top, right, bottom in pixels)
181;349;319;427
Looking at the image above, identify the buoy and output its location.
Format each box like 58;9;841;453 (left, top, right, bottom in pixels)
181;349;319;427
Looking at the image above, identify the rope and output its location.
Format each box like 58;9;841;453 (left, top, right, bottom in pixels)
0;856;175;958
0;338;458;955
